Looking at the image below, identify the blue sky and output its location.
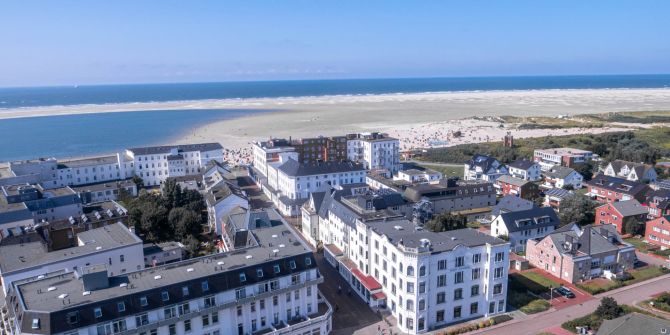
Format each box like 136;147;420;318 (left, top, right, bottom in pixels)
1;0;669;86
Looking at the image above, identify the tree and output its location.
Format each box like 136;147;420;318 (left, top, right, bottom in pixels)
623;218;644;236
425;213;467;232
169;207;203;241
132;175;145;189
139;202;169;242
558;194;596;226
182;235;201;257
562;184;574;191
572;161;594;181
595;297;623;320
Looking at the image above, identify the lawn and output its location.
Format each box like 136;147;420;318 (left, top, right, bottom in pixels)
507;272;556;314
577;266;669;294
415;163;463;179
625;237;670;257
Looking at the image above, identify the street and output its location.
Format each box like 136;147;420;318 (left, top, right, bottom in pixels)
474;273;670;335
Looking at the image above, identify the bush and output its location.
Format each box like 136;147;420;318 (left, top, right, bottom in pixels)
520;299;551;314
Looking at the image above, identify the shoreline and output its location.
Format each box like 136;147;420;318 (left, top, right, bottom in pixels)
2;87;670;120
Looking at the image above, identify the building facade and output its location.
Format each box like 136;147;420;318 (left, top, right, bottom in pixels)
533;148;593;170
603;160;657;183
346;132;400;173
463;155;508;182
644;215;670;250
494;175;539;200
490;207;559;252
594;200;648;235
507;160;541;181
585;174;651;204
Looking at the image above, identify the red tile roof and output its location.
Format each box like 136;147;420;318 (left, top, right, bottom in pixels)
351;269;382;291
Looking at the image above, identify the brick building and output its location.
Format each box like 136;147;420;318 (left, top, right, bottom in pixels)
585;174;651;204
494;175;539;200
594;199;648;235
645;215;670;250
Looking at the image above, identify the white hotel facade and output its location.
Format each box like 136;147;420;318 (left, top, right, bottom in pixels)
303;186;510;334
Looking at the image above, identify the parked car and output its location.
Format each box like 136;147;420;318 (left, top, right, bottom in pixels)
555;286;575;298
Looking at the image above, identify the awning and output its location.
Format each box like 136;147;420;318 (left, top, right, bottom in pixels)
351;269;382;291
324;244;344;257
371;292;387;300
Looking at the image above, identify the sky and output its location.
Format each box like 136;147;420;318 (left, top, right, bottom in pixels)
0;0;669;87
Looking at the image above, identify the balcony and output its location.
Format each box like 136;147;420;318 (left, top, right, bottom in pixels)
253;293;332;335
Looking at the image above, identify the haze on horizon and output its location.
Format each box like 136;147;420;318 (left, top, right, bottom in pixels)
1;0;669;87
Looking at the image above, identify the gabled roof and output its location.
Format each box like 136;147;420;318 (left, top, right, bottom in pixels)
508;159;537;170
586;174;650;196
596;313;670;335
466;154;500;172
609;160;655;179
497;207;559;233
544;165;578;179
544;188;573;199
546;223;630;257
599;199;647;217
492;195;535;216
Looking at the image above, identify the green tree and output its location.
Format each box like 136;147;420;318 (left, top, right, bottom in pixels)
425;213;467;232
183;235;201;257
132;175;145;189
595;297;623;320
623;218;644;236
572;161;594;181
558;194;596;226
169;207;203;240
139;202;169;242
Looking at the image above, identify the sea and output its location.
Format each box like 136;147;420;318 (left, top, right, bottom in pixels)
1;74;670;162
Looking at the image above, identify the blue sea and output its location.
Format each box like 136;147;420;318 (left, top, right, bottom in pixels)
1;75;670;162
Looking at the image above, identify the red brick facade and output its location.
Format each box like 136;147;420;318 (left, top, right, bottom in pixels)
645;216;670;249
595;203;648;234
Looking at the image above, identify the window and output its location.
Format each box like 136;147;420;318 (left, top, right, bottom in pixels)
407;282;414;293
455;271;464;284
407;266;415;276
470;302;479;315
419;282;426;294
202;314;210;326
94;307;102;318
67;311;79;324
289;260;297;269
178;303;190;315
204;296;216;308
436;310;445;322
455;256;465;267
438;260;447;270
117;301;126;312
419;265;426;276
437;274;447;287
136;313;149;326
489;302;496;314
418;299;426;311
494;267;503;279
32;318;40;330
182;286;190;296
202;280;210;292
239;273;247;282
437;292;446;304
257;268;264;278
112;320;127;333
140;296;148;307
305;257;312;266
164;306;176;319
454;288;463;300
274;264;281;273
212;312;219;324
161;291;170;301
454;306;462;318
495;252;504;262
237;305;243;316
472;268;480;280
471;285;480;296
493;283;503;295
184;319;191;332
236;288;246;299
498;300;505;312
473;253;481;263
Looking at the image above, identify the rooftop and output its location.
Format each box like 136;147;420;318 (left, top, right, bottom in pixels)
58;155;119;169
599;199;648;217
72;179;135;193
277;158;365;177
0;222;141;274
15;219;312;313
535;147;592;156
127;143;223;156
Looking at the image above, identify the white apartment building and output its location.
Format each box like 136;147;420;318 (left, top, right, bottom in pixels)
4;220;332;335
265;157;366;216
55;154;134;187
394;169;442;184
251;139;297;179
533;148;593;171
507;160;542;182
0;222;144;296
490;207;560;252
463;155;508;182
302;186;509;334
347;132;400;173
126;143;224;186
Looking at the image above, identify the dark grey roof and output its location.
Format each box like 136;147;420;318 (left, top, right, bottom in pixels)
497;207;559;233
508;159;537;170
544;188;573;199
277;158;365;177
546;223;630;257
128;143;223;155
587;174;650;196
608;160;655;179
365;219;507;253
491;195;535;216
403;180;495;202
605;199;648;217
58;155;119;169
596;313;670;335
466;154;500;172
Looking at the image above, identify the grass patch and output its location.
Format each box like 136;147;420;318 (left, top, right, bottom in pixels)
466;221;481;229
577;266;669;294
520;299;551;314
415;163;463;178
624;237;670;257
511;272;561;295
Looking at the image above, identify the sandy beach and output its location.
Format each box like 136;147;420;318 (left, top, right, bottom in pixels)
3;88;670;164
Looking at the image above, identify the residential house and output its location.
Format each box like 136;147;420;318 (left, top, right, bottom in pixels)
205;181;249;235
596;313;670;335
495;175;539;200
644;215;670;250
645;189;670;219
603;160;657;183
402;179;497;215
507;160;542;181
543;188;573;211
394;168;442;184
543;165;584;189
595;200;648;235
586;174;651;204
142;241;186;266
463;154;508;182
526;223;636;283
490;207;559;252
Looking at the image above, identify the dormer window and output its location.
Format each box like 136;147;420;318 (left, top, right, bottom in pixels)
201;280;210;292
94;307;102;318
117;302;126;312
289;260;297;270
140;296;148;307
161;291;170;301
274;264;281;274
31;318;40;329
305;257;312;266
239;273;247;282
257;269;264;278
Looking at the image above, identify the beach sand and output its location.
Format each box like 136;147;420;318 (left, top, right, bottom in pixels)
3;88;670;164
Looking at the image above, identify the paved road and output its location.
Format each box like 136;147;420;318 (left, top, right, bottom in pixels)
473;273;670;335
636;250;670;268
